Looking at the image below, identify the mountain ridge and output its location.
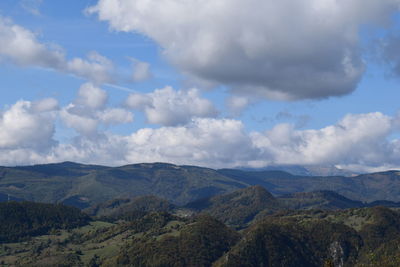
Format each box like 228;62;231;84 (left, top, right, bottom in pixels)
1;161;400;208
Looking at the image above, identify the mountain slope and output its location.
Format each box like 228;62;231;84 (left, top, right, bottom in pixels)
0;162;248;206
1;162;400;208
86;195;175;218
0;201;90;242
278;190;365;210
186;185;279;228
219;169;400;202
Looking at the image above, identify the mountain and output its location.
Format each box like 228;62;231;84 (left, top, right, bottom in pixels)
215;207;400;267
114;214;240;267
1;161;400;208
218;169;400;203
0;201;90;243
0;162;248;207
277;190;365;210
80;185;399;230
184;187;400;228
185;185;279;228
85;195;175;218
215;214;362;266
3;203;400;266
240;164;358;177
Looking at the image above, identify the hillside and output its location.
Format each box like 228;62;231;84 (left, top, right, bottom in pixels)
0;201;90;243
278;190;365;210
1;162;400;208
183;187;398;228
242;164;358;177
0;162;248;207
3;205;400;266
218;169;400;203
2;185;400;266
216;207;400;267
86;195;175;219
185;186;279;228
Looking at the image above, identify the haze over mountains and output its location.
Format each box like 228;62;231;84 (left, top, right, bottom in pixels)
1;161;400;209
240;164;359;177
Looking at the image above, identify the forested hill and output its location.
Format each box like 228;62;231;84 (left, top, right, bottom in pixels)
1;162;400;207
0;201;90;242
3;203;400;266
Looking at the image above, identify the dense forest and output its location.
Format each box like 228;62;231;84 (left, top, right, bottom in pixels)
3;162;400;209
2;186;400;266
0;201;90;243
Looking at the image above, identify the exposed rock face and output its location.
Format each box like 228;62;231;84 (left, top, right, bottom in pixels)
329;241;345;267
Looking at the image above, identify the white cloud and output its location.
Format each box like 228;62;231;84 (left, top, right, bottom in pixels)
53;111;400;170
76;82;108;110
0;100;57;150
99;108;134;125
60;105;100;136
0;17;114;84
66;51;114;84
88;0;400;100
1;95;400;172
60;83;133;136
251;112;395;167
125;86;218;126
226;96;253;116
54;112;400;170
20;0;43;16
124;118;257;167
0;17;64;68
32;98;59;112
130;58;152;82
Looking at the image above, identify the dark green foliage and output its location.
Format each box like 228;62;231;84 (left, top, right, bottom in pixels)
116;215;239;267
217;217;362;267
186;185;279;228
0;162;249;207
359;207;400;250
219;169;400;203
86;195;175;220
88;254;101;267
3;162;400;209
3;202;400;266
127;212;178;233
351;207;400;266
0;201;90;242
278;190;365;210
356;238;400;266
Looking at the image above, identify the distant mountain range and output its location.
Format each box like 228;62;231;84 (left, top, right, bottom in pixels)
1;161;400;209
240;164;359;177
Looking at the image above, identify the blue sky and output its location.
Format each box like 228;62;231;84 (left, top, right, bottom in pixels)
1;0;400;171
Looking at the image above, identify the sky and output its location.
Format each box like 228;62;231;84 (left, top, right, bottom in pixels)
1;0;400;172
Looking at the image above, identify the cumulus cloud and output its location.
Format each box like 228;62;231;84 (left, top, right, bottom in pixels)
251;112;394;167
130;58;152;82
0;17;114;84
75;82;108;109
66;51;114;84
60;83;133;136
119;112;400;169
1;94;400;171
125;86;218;126
0;99;57;150
124;118;257;167
88;0;400;100
226;95;254;116
98;108;134;125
